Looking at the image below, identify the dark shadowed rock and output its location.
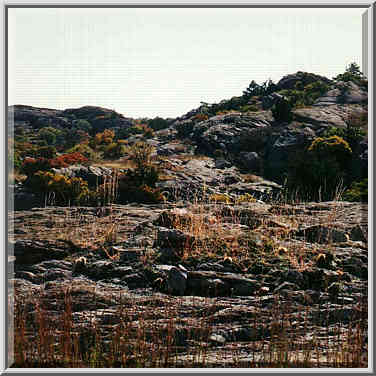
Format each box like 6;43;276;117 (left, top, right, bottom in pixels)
239;151;261;172
13;240;71;265
167;265;188;295
295;225;348;244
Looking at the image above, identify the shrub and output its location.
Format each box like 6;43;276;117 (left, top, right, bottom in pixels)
21;157;51;176
73;119;92;133
38;127;62;145
14;142;37;158
192;114;209;122
49;152;88;169
240;104;259;112
286;136;353;201
303;81;329;104
143;126;155;139
271;98;293;123
35;146;57;159
148;117;169;131
176;121;194;138
343;179;368;202
324;125;366;152
21;152;89;175
26;171;90;205
334;62;367;88
124;164;159;187
308;136;352;166
92;129;115;149
121;184;165;204
102;142;127;159
209;193;232;204
67;144;97;160
126;142;154;171
117;141;162;203
236;193;257;204
62;129;90;150
243;79;276;99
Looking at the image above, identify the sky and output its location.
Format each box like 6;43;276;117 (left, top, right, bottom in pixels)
8;7;365;119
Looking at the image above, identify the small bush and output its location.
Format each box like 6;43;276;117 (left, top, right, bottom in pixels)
126;142;154;171
308;136;352;165
236;193;257;204
334;62;367;88
38;127;62;145
92;129;115;149
73;119;92;133
67;144;97;160
35;146;57;159
130;184;165;204
209;193;232;204
148;117;169;131
240;104;259;112
192;114;209;122
118;175;165;204
21;157;51;176
102;142;127;159
21;152;89;176
324;125;366;152
49;152;89;169
271;98;293;123
26;171;90;205
286;136;353;201
176;121;194;138
343;179;368;202
117;141;162;203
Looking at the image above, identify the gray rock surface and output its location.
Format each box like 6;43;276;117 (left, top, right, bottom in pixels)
9;200;368;367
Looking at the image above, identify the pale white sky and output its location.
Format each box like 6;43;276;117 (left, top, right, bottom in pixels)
8;8;364;118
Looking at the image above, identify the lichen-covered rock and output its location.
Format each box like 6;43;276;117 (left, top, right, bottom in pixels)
276;72;332;91
314;81;367;106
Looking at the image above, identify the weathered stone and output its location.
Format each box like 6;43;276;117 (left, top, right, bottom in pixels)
52;165;115;187
314;81;367;106
276;72;331;91
155;227;195;251
167;265;188;295
215;158;232;169
350;225;367;243
239;151;261;172
13;240;71;265
295;225;348;244
209;333;226;345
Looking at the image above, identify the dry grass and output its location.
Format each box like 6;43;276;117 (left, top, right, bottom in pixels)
10;186;368;368
93;159;136;170
11;284;368;368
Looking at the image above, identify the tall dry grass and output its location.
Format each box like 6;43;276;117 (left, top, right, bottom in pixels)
10;182;368;368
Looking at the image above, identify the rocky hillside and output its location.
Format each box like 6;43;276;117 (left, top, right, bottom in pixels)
8;65;369;368
10;67;368;193
9;200;368;367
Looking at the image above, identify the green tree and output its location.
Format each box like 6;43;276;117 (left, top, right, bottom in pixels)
148;117;169;131
73;119;92;133
38;127;62;145
334;62;366;84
